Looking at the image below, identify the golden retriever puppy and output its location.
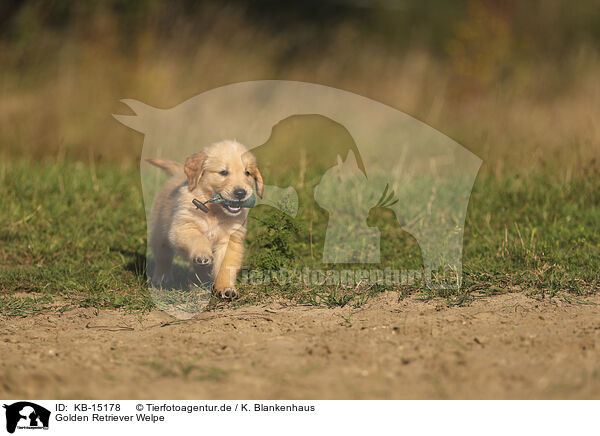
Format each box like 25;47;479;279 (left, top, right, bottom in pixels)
147;140;263;298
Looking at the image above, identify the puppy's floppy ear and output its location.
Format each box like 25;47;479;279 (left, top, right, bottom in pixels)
184;151;207;191
247;161;264;198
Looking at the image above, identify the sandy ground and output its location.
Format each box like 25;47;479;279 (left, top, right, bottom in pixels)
1;292;600;399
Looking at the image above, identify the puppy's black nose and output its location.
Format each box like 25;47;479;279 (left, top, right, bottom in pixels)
233;188;247;200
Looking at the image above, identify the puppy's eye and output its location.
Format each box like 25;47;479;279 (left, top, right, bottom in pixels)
245;170;251;177
219;170;229;176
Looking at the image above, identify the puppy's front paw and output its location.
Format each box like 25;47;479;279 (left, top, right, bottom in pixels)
218;288;238;299
192;255;213;265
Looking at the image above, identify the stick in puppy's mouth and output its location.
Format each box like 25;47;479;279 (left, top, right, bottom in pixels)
192;192;257;215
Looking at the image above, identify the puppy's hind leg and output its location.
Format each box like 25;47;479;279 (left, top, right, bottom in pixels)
151;240;174;286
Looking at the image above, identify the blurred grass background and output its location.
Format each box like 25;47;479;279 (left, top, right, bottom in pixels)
1;0;599;173
1;0;600;313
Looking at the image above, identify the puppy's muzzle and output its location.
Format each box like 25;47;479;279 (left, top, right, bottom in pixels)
233;188;247;200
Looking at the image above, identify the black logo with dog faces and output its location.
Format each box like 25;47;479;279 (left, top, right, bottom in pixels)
3;402;50;434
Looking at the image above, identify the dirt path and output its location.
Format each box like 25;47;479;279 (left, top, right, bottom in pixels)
1;292;600;399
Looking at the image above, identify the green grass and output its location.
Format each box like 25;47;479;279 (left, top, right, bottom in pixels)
1;159;599;316
0;160;152;314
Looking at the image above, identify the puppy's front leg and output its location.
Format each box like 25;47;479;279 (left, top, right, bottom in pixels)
169;222;213;266
213;232;245;299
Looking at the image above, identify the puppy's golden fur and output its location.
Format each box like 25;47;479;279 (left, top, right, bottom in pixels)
147;140;263;298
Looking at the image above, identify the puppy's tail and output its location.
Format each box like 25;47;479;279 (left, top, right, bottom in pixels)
146;158;184;176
